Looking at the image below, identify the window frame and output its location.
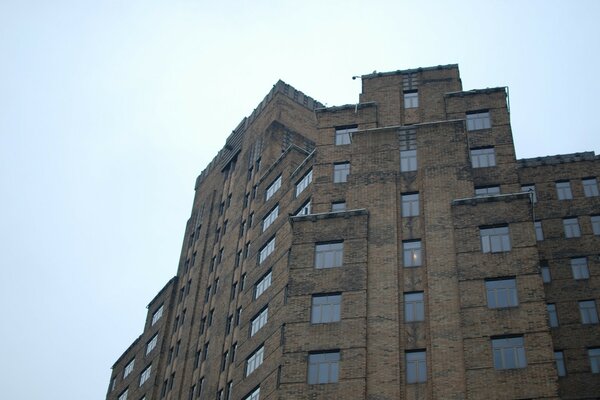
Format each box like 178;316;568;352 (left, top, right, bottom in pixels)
403;90;419;109
139;364;152;386
589;348;600;373
295;169;313;197
254;270;272;299
246;345;265;376
571;257;589;280
583;177;599;197
335;125;357;145
262;204;279;232
315;242;344;269
485;278;518;309
146;334;158;355
333;162;350;183
403;240;422;267
491;336;527;370
466;110;491;131
547;303;559;328
556;181;573;200
401;192;419;217
400;149;417;172
534;221;544;241
470;147;496;168
311;293;342;324
123;358;135;378
405;350;427;383
480;226;511;253
554;351;566;377
250;306;269;337
258;237;275;264
475;185;501;197
404;291;425;322
307;351;340;384
151;304;164;326
563;217;581;238
579;300;599;324
265;175;282;201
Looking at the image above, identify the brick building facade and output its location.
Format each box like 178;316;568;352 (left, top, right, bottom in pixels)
106;65;600;400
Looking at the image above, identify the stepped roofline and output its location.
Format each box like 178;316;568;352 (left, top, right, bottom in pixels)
361;64;459;80
518;151;598;167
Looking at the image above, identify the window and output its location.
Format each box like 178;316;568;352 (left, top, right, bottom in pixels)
521;184;537;203
236;307;242;326
401;193;419;217
295;199;312;216
250;307;269;336
579;300;599;324
151;304;164;325
480;226;511;253
541;262;551;283
404;292;424;322
403;240;422;267
333;162;350;183
335;126;356;145
583;178;599;197
331;201;346;212
406;350;427;383
118;389;128;400
556;181;573;200
547;304;559;328
315;242;344;269
592;215;600;235
110;376;116;392
230;343;237;364
492;336;527;369
534;221;544;241
244;387;260;400
563;217;581;238
208;309;214;326
198;377;205;398
485;278;518;308
404;90;418;108
466;111;491;130
139;365;151;386
295;169;313;197
189;385;196;400
571;257;589;280
254;271;272;299
589;348;600;373
554;351;566;377
308;351;340;384
221;352;228;371
311;294;341;324
471;147;496;168
194;351;201;369
262;205;279;232
146;334;158;355
400;149;417;172
226;314;233;335
258;237;275;264
265;176;282;201
246;345;264;376
475;186;500;197
123;359;135;378
203;342;209;361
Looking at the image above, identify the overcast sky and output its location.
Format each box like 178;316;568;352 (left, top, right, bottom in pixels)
1;1;599;399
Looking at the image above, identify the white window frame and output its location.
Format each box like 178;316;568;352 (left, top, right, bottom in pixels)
151;304;163;325
571;257;589;280
333;162;350;183
583;178;599;197
250;307;269;337
118;388;128;400
492;336;527;369
475;186;500;197
265;176;282;201
258;237;275;264
146;334;158;355
480;226;511;253
311;294;341;324
244;387;260;400
466;111;491;131
579;300;599;324
400;149;417;172
123;358;135;378
246;345;264;376
295;169;312;197
295;199;312;216
307;352;340;384
406;350;427;383
556;181;573;200
470;147;496;168
404;90;418;109
335;126;356;145
404;292;424;322
485;278;518;308
547;304;559;328
315;242;344;269
402;193;419;217
262;205;279;232
139;365;152;386
254;271;272;299
563;217;581;238
403;240;422;267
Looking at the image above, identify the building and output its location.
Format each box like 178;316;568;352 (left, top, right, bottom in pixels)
106;65;600;400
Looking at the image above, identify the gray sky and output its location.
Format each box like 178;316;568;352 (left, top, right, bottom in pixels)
1;1;598;399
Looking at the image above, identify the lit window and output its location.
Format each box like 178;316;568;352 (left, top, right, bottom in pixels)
589;348;600;373
571;257;589;280
311;294;341;324
118;388;128;400
315;242;344;269
246;345;264;376
403;240;422;267
563;218;581;238
583;178;599;197
579;300;599;324
335;126;356;145
534;221;544;241
480;226;511;253
521;184;537;203
139;365;152;386
401;193;419;217
556;181;573;200
295;199;312;216
123;359;135;378
400;149;417;172
475;186;500;197
471;147;496;168
151;304;163;326
258;237;275;264
243;387;260;400
541;265;551;283
254;271;272;299
295;169;313;197
333;162;350;183
308;352;340;384
331;201;346;212
406;350;427;383
554;351;566;377
265;176;282;201
146;334;158;355
485;278;518;308
592;215;600;235
547;304;559;328
250;307;269;337
404;292;424;322
492;336;526;369
404;90;418;108
466;111;491;131
262;205;279;232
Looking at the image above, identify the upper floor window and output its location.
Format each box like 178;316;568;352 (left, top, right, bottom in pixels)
583;177;599;197
308;351;340;384
265;176;282;201
475;185;500;197
579;300;599;324
250;307;269;337
470;147;496;168
331;201;346;212
244;387;260;400
563;217;581;238
403;240;422;267
295;169;313;197
521;184;537;203
556;181;573;200
315;242;343;269
554;351;566;376
485;278;518;308
146;334;158;355
404;292;425;322
406;350;427;383
480;226;511;253
118;388;129;400
123;358;135;378
246;345;265;376
589;348;600;373
295;199;312;216
400;149;417;172
399;129;417;172
139;364;152;386
404;90;418;109
254;270;272;299
258;237;275;264
547;304;559;328
540;262;551;283
466;111;491;131
262;205;279;232
534;221;544;241
333;162;350;183
311;294;341;324
335;126;357;145
492;336;526;369
151;304;163;326
592;215;600;235
571;257;589;280
401;192;419;217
